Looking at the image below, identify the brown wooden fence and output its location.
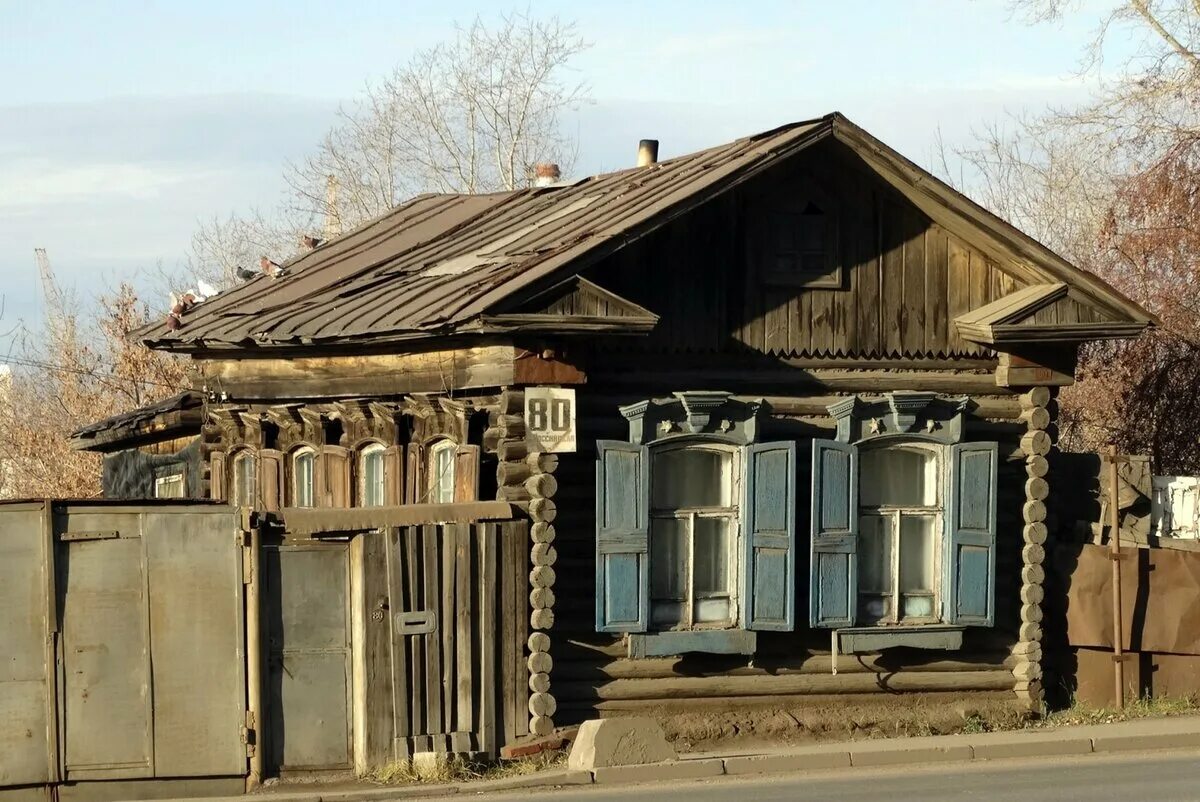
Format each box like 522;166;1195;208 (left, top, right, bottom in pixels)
382;521;529;759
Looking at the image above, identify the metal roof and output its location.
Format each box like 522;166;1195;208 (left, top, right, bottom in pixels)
139;118;831;351
139;112;1153;353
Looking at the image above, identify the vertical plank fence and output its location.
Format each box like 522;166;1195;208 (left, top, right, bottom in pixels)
385;520;528;758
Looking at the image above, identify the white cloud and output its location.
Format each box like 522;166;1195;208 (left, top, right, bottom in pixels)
0;158;224;208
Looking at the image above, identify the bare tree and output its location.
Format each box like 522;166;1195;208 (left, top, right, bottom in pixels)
0;278;188;498
953;1;1200;472
184;12;588;289
285;11;589;229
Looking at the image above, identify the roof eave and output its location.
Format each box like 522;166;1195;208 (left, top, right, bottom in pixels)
955;320;1151;346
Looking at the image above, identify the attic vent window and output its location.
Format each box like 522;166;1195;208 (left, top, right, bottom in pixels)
754;190;842;289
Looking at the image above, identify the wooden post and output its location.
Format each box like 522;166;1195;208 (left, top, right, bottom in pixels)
1106;445;1125;711
244;519;264;789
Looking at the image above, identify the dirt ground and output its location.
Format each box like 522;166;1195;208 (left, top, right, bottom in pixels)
613;693;1032;753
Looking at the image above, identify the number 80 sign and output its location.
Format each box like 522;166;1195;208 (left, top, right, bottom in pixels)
524;387;576;453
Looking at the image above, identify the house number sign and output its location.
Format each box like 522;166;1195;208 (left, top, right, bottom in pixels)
525;387;577;453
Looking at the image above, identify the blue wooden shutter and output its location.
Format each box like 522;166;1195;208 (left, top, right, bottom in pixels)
741;441;798;631
595;441;650;633
809;439;857;628
944;442;998;626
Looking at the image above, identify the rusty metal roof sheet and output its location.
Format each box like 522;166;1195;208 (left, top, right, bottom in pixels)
140;117;833;351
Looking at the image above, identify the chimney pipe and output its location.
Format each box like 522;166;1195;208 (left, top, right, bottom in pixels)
534;163;561;187
637;139;659;167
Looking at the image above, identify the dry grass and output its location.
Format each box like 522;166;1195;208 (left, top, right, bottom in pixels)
368;750;567;787
1038;694;1200;728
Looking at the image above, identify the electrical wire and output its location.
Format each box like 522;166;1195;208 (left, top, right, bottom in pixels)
0;355;195;394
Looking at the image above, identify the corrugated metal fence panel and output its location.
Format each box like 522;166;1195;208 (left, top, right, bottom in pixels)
0;504;53;787
388;521;526;757
143;511;246;777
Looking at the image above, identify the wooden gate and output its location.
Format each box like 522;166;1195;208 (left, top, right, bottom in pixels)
385;521;529;758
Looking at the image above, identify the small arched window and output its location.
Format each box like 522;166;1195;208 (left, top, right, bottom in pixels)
231;450;256;507
359;443;386;507
428;439;456;504
292;446;316;508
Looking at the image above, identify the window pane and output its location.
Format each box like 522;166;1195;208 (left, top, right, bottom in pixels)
651;601;684;628
294;452;314;507
903;595;935;618
155;474;184;499
858;515;892;593
899;514;936;593
431;443;455;504
652;448;732;509
694;598;730;624
362;450;384;507
234;454;256;506
651;518;687;600
860;447;938;507
859;594;891;623
693;517;730;595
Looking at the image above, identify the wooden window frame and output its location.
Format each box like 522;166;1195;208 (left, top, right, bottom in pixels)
358;442;386;508
231;449;256;507
291;445;317;508
648;441;741;632
427;438;457;505
755;191;843;290
857;442;944;626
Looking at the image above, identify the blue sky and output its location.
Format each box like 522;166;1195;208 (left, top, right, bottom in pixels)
0;0;1122;333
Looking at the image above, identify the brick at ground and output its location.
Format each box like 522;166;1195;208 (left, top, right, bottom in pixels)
567;717;676;770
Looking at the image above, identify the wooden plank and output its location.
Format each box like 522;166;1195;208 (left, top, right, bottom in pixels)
764;290;789;355
856;189;882;354
881;200;905;354
407;527;424;736
947;237;973;353
927;225;949;354
441;528;456;731
455;524;474;737
500;522;521;746
810;289;833;354
277;501;516;534
902;211;927;354
363;533;394;766
386;529;411;740
195;346;518;400
478;524;498;756
423;526;443;737
513;523;530;739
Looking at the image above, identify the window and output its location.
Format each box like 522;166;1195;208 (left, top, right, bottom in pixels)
857;445;942;624
154;470;185;499
753;190;841;288
811;437;998;631
595;437;796;636
360;443;386;507
232;450;256;506
292;447;315;507
428;439;456;504
649;444;739;629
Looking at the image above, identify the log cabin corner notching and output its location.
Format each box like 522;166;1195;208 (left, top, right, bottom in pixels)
73;112;1152;773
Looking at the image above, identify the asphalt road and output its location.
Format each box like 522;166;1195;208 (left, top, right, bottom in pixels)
474;750;1200;802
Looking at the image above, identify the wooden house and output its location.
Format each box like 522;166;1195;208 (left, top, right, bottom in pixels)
77;112;1152;774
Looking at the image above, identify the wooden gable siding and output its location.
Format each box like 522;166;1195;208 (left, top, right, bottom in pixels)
1030;293;1111;325
587;141;1026;359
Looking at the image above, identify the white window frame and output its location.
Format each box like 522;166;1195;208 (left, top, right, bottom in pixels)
857;441;944;626
428;439;456;504
231;450;256;507
154;470;186;499
648;441;741;631
292;446;316;508
359;442;386;507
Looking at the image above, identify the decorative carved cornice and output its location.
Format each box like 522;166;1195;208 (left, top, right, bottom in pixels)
620;392;765;445
827;392;970;445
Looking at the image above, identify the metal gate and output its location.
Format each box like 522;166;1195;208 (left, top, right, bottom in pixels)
0;502;250;801
264;543;353;773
